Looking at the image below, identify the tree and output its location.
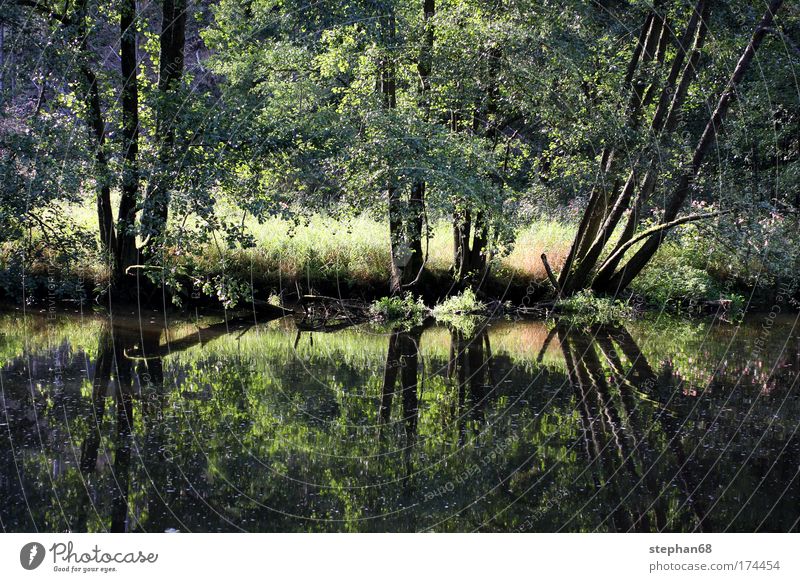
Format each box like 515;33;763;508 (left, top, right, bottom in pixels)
140;0;188;249
553;0;786;297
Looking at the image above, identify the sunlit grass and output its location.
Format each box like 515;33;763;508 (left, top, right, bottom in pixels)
500;219;575;282
192;214;577;291
24;200;580;296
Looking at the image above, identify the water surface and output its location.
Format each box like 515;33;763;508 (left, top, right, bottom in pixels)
1;308;798;532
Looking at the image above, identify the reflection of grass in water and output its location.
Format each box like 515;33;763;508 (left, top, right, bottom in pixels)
0;312;107;364
4;309;795;400
170;319;565;372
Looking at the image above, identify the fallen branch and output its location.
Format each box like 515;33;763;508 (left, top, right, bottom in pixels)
541;253;560;293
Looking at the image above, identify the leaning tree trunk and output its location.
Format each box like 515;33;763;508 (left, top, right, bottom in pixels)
71;1;117;260
557;0;716;296
599;0;784;293
593;0;711;285
557;3;669;293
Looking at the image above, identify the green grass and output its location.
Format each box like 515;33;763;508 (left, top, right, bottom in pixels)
8;199;767;312
179;214;578;304
499;219;576;282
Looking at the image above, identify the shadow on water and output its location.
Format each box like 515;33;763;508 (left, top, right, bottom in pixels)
0;310;798;532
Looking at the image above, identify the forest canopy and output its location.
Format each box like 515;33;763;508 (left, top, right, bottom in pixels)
0;0;798;309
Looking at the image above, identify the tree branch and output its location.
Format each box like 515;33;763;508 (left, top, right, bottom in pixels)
599;210;729;276
541;253;560;293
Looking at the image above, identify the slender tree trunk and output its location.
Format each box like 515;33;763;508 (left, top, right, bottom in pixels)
380;10;407;294
558;0;710;295
142;0;187;246
116;0;140;284
389;1;435;293
453;43;501;285
453;207;470;281
83;63;116;257
405;0;435;289
602;0;784;293
71;2;118;259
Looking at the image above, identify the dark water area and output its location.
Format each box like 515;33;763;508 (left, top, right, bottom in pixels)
1;307;798;532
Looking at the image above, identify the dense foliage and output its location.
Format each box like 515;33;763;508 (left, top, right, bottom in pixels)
0;0;798;308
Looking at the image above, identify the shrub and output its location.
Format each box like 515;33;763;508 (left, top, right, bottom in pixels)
369;293;428;322
432;288;486;318
557;290;633;325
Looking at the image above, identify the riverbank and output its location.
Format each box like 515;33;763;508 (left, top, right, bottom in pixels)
1;213;795;312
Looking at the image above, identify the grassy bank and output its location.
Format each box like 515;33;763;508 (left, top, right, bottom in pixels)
201;215;576;302
1;203;793;312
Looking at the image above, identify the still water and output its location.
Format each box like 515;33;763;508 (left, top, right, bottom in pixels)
1;307;798;532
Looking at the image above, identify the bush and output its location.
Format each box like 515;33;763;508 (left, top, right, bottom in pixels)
432;288;487;317
369;293;428;322
557;290;633;325
631;225;751;312
633;253;716;307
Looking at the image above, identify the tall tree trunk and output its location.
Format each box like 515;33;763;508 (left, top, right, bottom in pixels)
601;0;784;293
116;0;140;284
84;63;116;257
73;2;117;259
380;10;407;294
453;43;501;285
404;0;436;291
142;0;187;247
389;2;435;293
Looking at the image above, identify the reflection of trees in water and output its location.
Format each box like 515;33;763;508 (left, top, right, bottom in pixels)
379;328;421;446
447;326;496;445
2;315;798;532
377;328;422;520
74;321;160;532
16;314;265;532
378;323;499;456
557;324;711;532
555;323;800;532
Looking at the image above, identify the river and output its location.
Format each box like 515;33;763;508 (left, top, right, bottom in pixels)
1;308;798;532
